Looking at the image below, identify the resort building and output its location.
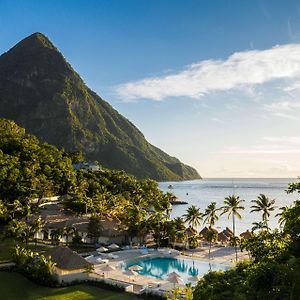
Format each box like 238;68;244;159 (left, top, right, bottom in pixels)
44;246;92;283
33;201;128;245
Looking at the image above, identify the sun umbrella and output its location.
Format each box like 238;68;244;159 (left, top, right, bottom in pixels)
123;269;138;281
167;271;180;279
123;269;138;276
167;275;184;287
96;246;108;252
128;265;143;271
188;275;202;282
100;264;116;277
101;264;116;272
108;243;120;250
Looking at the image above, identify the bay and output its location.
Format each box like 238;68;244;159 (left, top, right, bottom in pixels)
159;178;299;234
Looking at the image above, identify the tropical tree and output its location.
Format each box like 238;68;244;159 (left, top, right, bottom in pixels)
170;217;187;247
62;226;77;245
0;200;7;220
50;229;62;244
183;205;202;230
251;194;276;229
221;195;245;262
188;235;199;249
275;206;289;229
30;217;45;245
205;229;218;270
203;202;220;228
9;199;24;219
87;215;103;244
251;221;269;232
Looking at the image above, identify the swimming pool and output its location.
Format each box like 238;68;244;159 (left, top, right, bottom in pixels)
122;256;229;283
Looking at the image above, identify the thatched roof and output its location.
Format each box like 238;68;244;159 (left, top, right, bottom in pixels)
199;226;209;236
218;232;229;242
45;246;91;270
240;230;252;239
199;227;219;242
223;227;233;237
186;226;198;237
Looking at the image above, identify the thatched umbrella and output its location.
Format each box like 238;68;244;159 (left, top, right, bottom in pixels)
96;246;108;252
123;269;138;281
186;226;198;237
108;243;120;250
188;275;202;282
167;271;181;279
218;232;229;244
199;226;209;236
101;264;116;277
224;227;234;237
128;265;143;271
168;275;184;287
240;230;252;239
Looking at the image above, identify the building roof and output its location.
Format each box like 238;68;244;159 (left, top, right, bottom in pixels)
186;226;198;237
44;246;91;270
199;226;209;236
240;230;252;239
218;232;229;242
224;227;234;236
37;202;122;236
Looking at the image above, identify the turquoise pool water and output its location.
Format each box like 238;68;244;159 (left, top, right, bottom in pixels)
122;257;229;283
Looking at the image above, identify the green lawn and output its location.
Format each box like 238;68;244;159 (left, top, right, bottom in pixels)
0;236;16;262
0;272;139;300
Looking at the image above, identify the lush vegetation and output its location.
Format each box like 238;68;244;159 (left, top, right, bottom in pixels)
0;119;181;248
13;245;56;285
0;32;200;181
0;119;77;221
0;272;138;300
192;186;300;300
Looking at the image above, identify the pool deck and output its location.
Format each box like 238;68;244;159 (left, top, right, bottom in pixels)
89;246;249;294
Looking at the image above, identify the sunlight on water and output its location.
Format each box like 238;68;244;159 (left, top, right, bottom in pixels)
160;178;299;234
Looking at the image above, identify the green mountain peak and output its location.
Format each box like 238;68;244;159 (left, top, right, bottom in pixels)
0;33;201;181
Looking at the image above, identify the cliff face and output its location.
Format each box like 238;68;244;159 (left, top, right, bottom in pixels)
0;32;201;181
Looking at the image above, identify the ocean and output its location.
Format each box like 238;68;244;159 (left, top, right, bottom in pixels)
159;178;299;234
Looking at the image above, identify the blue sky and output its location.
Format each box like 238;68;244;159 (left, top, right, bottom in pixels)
1;0;300;177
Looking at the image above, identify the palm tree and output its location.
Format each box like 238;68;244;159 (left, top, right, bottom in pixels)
275;206;289;229
251;221;269;232
170;217;186;247
183;205;202;230
221;195;245;262
205;229;218;270
202;202;220;228
251;194;276;229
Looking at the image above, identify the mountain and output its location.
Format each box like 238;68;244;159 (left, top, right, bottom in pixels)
0;32;201;181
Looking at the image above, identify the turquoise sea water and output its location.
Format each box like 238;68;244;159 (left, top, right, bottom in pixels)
122;256;228;283
159;178;299;234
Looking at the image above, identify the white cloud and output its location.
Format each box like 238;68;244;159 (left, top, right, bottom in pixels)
263;100;300;120
211;117;224;124
264;101;300;111
115;44;300;101
223;145;300;155
223;135;300;155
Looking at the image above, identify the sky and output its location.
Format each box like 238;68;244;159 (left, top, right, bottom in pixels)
1;0;300;178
